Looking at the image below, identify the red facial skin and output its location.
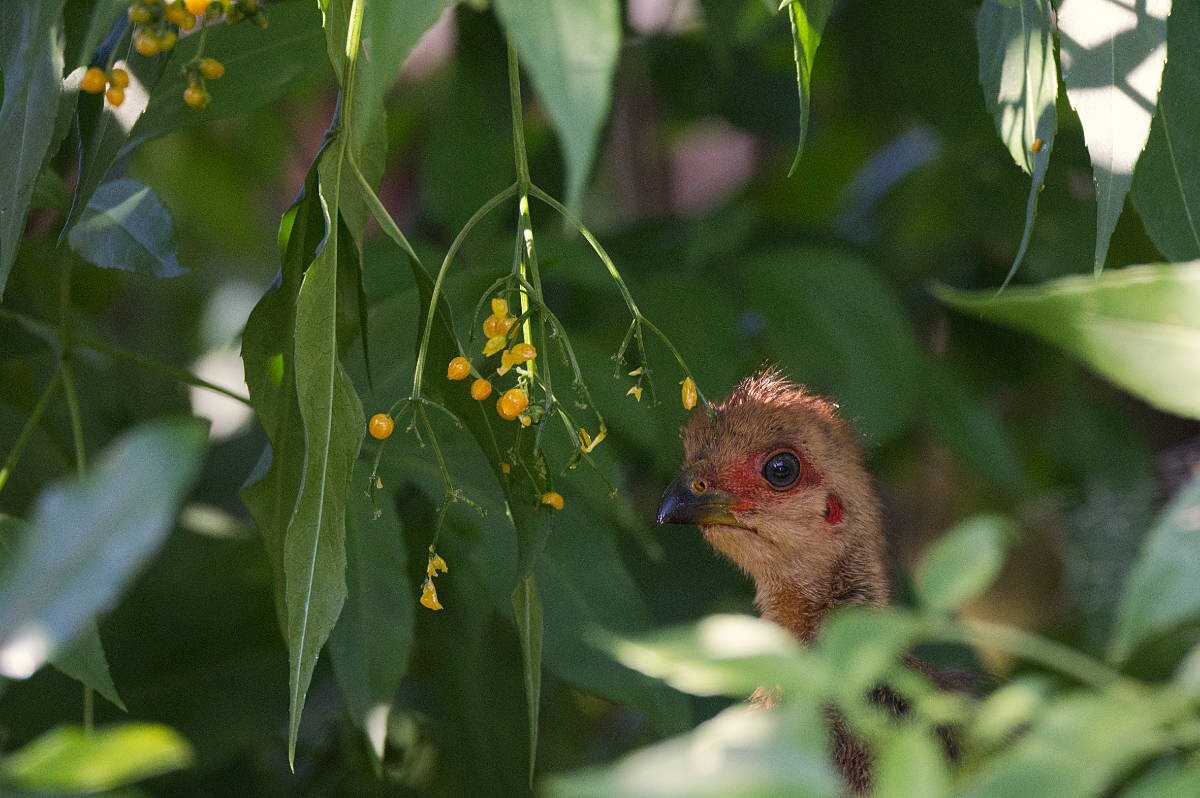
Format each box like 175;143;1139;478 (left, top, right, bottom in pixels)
711;446;828;515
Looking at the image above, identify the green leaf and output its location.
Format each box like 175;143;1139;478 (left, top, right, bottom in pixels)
915;515;1018;612
743;247;924;443
0;0;66;296
123;2;327;155
783;0;833;175
873;728;950;798
976;0;1058;285
604;614;811;699
242;158;329;634
67;179;184;277
284;164;365;766
51;619;126;711
959;691;1167;798
71;1;128;68
933;263;1200;420
327;463;413;764
0;417;207;680
1122;759;1200;798
1109;471;1200;663
494;0;620;212
1057;0;1169;273
922;362;1029;496
512;574;542;786
0;723;193;793
1130;0;1200;261
544;704;841;798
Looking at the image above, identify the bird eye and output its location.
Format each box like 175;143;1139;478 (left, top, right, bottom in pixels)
762;451;801;489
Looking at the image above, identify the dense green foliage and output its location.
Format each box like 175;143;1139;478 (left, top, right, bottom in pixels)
1;0;1199;795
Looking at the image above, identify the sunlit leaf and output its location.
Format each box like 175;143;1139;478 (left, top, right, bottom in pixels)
915;515;1018;612
0;418;207;680
976;0;1057;285
545;704;840;798
494;0;620;212
67;179;184;277
1109;471;1200;663
783;0;834;174
327;463;413;764
1057;0;1169;273
0;723;192;792
933;262;1200;420
0;0;66;296
1130;0;1200;262
873;728;950;798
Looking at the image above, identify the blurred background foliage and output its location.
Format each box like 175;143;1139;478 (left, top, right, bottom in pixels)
1;0;1199;795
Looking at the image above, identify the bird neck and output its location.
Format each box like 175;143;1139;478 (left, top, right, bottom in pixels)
754;553;890;643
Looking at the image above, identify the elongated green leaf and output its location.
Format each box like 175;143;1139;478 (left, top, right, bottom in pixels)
0;418;207;680
72;1;128;68
0;723;193;793
873;728;950;798
922;362;1029;496
1057;0;1169;273
743;247;924;443
284;173;364;766
123;2;326;155
933;262;1200;419
1130;0;1200;261
67;179;183;277
1109;471;1200;662
976;0;1057;285
494;0;620;212
327;463;412;764
783;0;833;175
243;159;328;633
51;619;125;711
545;704;841;798
960;691;1165;798
512;574;542;786
915;515;1018;612
0;0;66;296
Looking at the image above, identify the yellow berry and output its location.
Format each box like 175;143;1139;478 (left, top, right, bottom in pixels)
157;28;177;50
133;31;160;57
447;356;470;381
105;86;125;107
496;388;529;421
482;314;506;338
500;462;511;474
511;342;536;363
470;378;492;401
483;334;507;357
107;68;129;89
541;491;564;511
197;57;225;80
164;3;187;24
368;413;394;440
80;67;107;94
496;349;517;377
185;0;208;14
128;5;154;24
183;83;210;110
419;578;444;611
518;414;532;427
179;10;197;29
491;297;509;318
682;376;697;410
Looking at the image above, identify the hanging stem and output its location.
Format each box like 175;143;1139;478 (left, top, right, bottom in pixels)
0;368;63;495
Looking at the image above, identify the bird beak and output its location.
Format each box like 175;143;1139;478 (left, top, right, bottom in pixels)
657;477;739;526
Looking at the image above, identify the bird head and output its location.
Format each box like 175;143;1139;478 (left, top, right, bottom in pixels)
657;370;888;632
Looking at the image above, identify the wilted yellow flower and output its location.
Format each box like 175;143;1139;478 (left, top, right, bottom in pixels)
427;552;448;577
483;334;507;357
541;491;564;510
681;377;697;410
518;414;532;427
627;385;643;402
420;578;443;611
627;366;644;376
578;426;607;454
497;348;518;376
491;297;509;318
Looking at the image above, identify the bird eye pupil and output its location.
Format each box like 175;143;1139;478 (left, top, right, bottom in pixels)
762;452;801;488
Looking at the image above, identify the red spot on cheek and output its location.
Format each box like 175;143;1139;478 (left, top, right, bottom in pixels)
825;494;844;525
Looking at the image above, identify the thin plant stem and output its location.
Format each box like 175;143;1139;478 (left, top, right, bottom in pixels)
0;368;62;495
508;42;531;189
60;366;87;479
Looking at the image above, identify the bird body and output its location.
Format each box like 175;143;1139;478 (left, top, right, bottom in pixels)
657;370;909;792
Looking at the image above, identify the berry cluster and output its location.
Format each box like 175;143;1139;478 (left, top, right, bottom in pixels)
80;66;130;107
446;297;542;427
